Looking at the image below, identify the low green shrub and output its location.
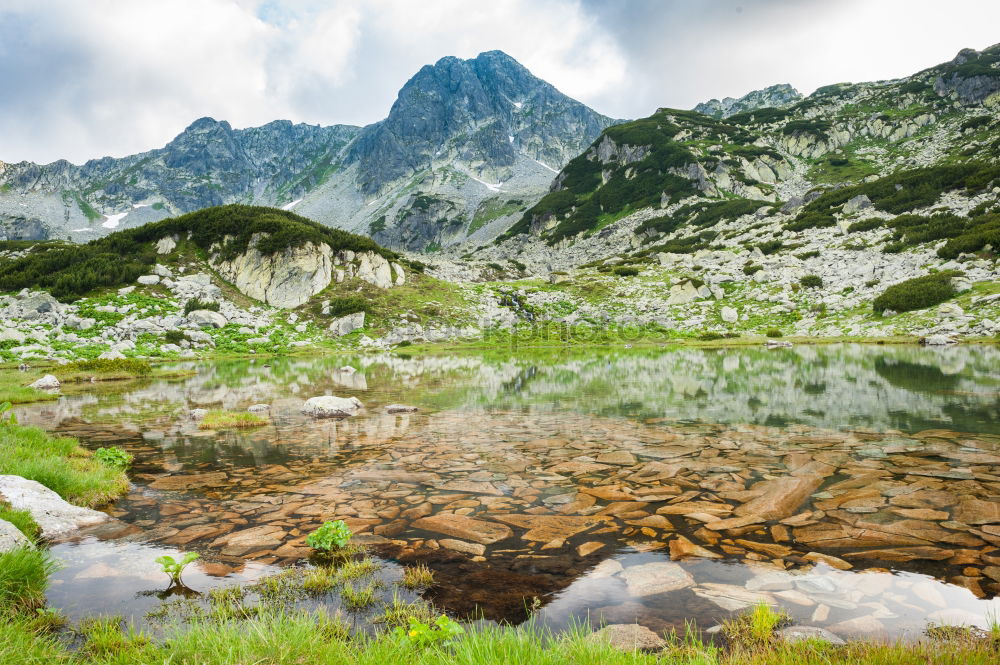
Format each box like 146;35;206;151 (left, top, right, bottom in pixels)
756;240;784;255
794;250;820;260
872;271;962;314
799;275;823;288
743;264;763;276
163;330;188;345
326;296;367;318
184;298;219;315
848;218;884;233
765;328;783;338
612;266;640;277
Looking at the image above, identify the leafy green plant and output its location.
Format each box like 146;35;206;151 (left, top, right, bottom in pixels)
94;447;133;470
184;298;219;315
306;520;352;552
743;264;762;276
0;401;17;426
765;328;783;338
799;274;823;288
156;552;199;586
392;615;464;649
612;266;639;277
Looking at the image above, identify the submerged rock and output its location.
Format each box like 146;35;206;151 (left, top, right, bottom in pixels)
0;475;110;540
300;395;364;418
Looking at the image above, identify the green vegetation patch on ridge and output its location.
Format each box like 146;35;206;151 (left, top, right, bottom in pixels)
872;270;962;314
0;205;398;301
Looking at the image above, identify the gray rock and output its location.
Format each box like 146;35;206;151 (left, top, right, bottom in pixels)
618;561;694;596
98;350;126;360
329;311;365;337
247;404;270;413
0;328;26;343
301;395;364;418
0;518;32;552
921;334;957;346
0;475;110;540
188;309;228;328
721;306;738;323
155;236;177;254
190;408;208;420
778;626;846;646
843;194;872;215
585;624;665;651
137;275;160;285
385;404;419;414
29;374;60;390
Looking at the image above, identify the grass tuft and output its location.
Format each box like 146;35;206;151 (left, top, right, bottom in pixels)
198;410;269;430
400;564;435;590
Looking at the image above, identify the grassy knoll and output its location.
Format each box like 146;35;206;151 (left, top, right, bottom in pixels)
0;423;128;507
198;410;269;430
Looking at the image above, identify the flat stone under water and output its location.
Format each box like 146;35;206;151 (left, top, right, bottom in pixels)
19;344;1000;640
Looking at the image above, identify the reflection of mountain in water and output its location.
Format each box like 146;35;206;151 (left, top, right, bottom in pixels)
16;344;1000;437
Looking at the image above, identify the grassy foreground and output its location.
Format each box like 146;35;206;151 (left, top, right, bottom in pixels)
1;607;999;665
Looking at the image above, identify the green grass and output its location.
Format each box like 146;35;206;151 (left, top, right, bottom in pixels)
0;502;40;541
198;410;269;430
0;548;57;613
0;423;129;507
0;376;58;405
64;358;152;377
1;608;999;665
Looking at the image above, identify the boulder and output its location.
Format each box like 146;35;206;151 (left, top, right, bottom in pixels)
619;561;694;597
329;311;365;337
301;395;364;418
188;310;228;329
29;374;60;390
842;194;872;215
734;475;825;520
0;518;32;552
586;624;665;651
98;350;126;360
247;404;270;413
211;233;333;308
921;334;957;346
385;404;419;414
155;235;178;254
721;306;738;323
666;280;701;305
778;626;845;646
137;275;160;285
0;475;110;540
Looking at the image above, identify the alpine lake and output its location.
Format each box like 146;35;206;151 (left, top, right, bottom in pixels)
15;343;1000;642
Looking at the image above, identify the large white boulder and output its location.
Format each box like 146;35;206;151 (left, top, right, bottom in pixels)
0;475;110;540
188;309;228;329
29;374;60;390
301;395;364;418
0;518;32;552
329;311;365;337
211;233;333;309
137;275;160;285
721;306;739;323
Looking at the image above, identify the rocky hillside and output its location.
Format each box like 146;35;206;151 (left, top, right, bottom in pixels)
0;51;615;253
694;83;802;119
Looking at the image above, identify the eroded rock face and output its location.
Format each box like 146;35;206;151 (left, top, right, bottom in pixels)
0;475;110;540
211;234;333;309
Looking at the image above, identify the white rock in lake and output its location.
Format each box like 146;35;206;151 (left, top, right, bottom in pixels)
301;395;364;418
0;475;110;539
29;374;60;390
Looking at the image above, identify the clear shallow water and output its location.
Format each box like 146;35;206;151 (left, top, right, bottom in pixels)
16;344;1000;639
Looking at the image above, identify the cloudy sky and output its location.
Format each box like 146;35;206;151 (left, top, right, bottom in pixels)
1;0;998;164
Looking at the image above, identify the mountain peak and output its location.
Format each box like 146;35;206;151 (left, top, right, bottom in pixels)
694;83;802;119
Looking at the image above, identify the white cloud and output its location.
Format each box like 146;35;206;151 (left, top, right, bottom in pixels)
0;0;997;164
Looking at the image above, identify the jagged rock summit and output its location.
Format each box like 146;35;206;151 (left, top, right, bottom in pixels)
0;51;616;252
694;83;802;118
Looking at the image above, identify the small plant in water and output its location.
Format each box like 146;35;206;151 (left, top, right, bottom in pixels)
341;580;378;610
306;520;352;552
722;601;788;647
401;564;434;589
156;552;199;586
392;615;464;649
94;446;133;469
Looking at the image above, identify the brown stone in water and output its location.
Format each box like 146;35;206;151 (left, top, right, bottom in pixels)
953;498;1000;525
668;535;722;560
160;504;188;516
547;461;612;475
889;508;949;520
580;486;634;501
576;541;605;557
595;450;637;465
438;538;486;556
735;539;793;558
888;489;957;509
401;503;433;520
803;552;852;570
793;523;932;549
493;514;606;542
213;525;285;556
625;515;673;529
412;514;513;544
734;475;824;521
597;501;650;517
842;546;953;562
656;501;733;517
149;471;229;490
702;515;764;531
163;523;233;546
770;525;790;542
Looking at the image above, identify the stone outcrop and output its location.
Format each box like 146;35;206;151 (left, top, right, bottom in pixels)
211;234;333;309
0;475;110;540
0;518;31;552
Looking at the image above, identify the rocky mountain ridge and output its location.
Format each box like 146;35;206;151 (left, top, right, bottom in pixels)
694;83;802;119
0;51;616;253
